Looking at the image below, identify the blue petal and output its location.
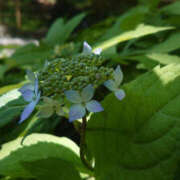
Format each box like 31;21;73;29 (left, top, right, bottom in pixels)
19;101;36;123
19;84;34;94
113;65;123;86
86;100;104;113
27;70;36;82
65;90;82;103
93;48;102;55
83;41;92;54
69;104;86;122
115;89;125;100
81;84;94;102
104;80;117;92
22;89;34;102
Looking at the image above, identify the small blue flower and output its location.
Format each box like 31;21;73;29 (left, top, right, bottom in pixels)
104;65;125;100
65;84;103;122
18;71;41;123
83;41;102;55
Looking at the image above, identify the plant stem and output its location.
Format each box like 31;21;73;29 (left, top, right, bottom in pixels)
80;116;94;171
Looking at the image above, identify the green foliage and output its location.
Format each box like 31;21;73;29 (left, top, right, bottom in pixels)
161;1;180;15
146;53;180;65
87;64;180;180
0;133;89;178
149;32;180;53
1;1;180;179
0;97;25;128
138;0;160;9
22;158;82;180
9;43;53;69
93;24;173;52
100;6;149;42
45;13;86;46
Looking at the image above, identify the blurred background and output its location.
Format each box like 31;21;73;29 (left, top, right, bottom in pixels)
0;0;175;38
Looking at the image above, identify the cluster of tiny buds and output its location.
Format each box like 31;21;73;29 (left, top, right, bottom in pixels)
38;54;113;99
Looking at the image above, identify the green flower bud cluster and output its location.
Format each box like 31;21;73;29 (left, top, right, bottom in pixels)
38;54;113;99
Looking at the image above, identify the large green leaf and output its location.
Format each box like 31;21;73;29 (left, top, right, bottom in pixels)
87;64;180;180
22;158;82;180
93;24;173;52
45;13;85;45
0;133;88;179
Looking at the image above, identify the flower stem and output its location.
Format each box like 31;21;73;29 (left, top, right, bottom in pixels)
80;116;94;171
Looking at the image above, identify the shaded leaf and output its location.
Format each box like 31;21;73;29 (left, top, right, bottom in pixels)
87;64;180;180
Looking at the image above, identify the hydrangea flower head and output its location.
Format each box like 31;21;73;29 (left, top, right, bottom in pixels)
83;41;102;55
104;65;125;100
18;70;41;123
65;84;103;122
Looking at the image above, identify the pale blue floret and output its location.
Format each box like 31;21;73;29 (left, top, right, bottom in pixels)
83;41;102;55
18;71;41;123
104;65;125;100
65;84;103;122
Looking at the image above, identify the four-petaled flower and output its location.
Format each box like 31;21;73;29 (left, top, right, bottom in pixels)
65;84;103;122
83;41;102;55
18;70;41;123
104;65;125;100
38;97;64;118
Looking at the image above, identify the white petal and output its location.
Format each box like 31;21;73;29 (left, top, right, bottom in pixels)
83;41;92;54
93;48;102;55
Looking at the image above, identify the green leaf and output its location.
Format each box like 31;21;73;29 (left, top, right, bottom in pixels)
0;89;21;108
100;6;149;42
87;64;180;180
10;43;53;68
0;97;26;128
45;18;64;45
0;133;89;178
93;24;173;52
138;0;160;9
161;1;180;15
0;65;7;80
146;53;180;65
22;158;82;180
149;32;180;53
45;13;85;45
0;82;24;96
